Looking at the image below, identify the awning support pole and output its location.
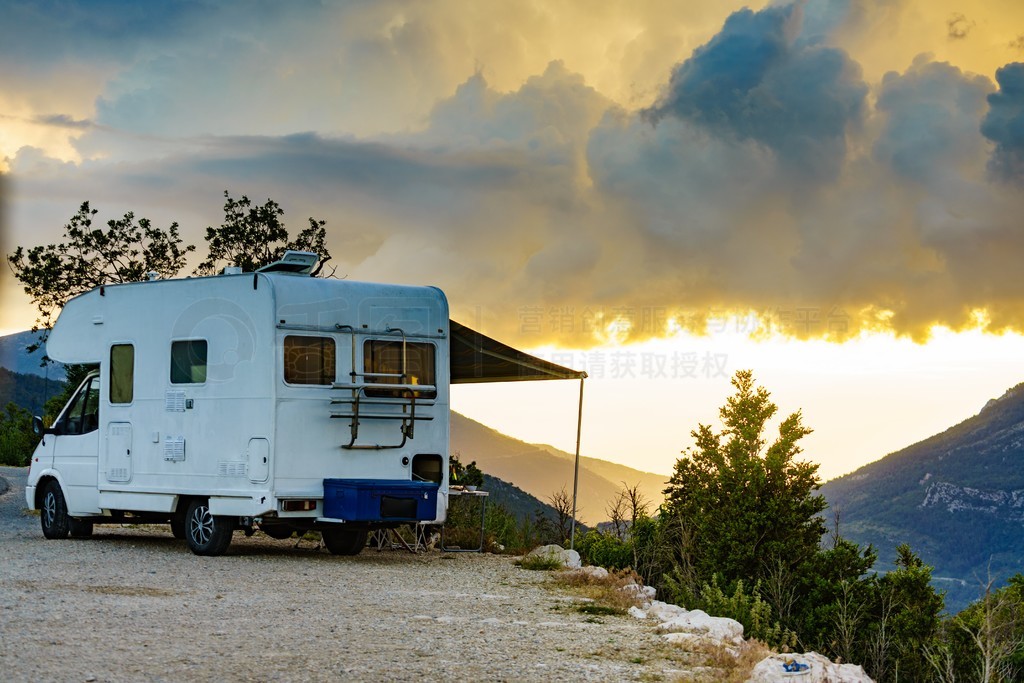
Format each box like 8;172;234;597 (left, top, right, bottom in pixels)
570;376;585;551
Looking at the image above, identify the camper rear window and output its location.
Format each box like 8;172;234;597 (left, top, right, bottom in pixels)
109;344;134;404
363;340;436;399
284;336;336;385
170;340;208;384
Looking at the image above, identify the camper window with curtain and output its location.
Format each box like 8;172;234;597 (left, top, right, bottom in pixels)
109;343;134;404
283;335;337;385
363;340;436;398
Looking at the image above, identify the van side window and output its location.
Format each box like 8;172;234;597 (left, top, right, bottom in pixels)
110;344;134;403
364;340;436;398
170;340;208;384
59;376;100;436
284;335;336;385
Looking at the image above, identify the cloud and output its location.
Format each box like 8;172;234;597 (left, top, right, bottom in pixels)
33;114;94;130
8;2;1024;344
646;4;867;179
874;56;992;183
981;62;1024;183
946;13;974;40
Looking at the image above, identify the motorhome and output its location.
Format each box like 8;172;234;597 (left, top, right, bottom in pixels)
25;252;456;555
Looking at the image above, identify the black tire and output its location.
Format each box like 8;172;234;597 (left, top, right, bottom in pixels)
40;480;70;539
321;526;368;555
170;514;186;540
260;524;295;540
184;499;233;556
69;517;94;538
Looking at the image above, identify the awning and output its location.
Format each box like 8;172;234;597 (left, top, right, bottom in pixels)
449;320;586;384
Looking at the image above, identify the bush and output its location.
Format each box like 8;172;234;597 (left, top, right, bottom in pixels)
517;554;562;571
0;403;38;466
576;530;634;570
664;572;797;651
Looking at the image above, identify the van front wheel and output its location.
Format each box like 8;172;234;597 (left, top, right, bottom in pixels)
40;481;70;539
184;499;233;556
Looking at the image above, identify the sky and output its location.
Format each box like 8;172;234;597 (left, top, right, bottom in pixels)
2;0;1024;482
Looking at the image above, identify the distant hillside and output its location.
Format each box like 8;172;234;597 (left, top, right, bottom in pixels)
451;412;667;526
0;367;64;415
0;331;65;381
480;474;587;531
822;382;1024;613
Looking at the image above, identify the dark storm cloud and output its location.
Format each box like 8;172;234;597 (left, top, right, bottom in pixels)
875;57;992;183
0;0;204;64
646;3;867;179
981;63;1024;182
33;114;94;130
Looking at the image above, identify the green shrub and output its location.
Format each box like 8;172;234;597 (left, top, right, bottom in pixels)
664;573;797;651
576;529;634;570
517;554;562;571
0;403;38;467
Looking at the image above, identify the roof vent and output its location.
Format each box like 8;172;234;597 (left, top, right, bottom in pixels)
147;271;160;281
256;251;319;276
222;266;243;276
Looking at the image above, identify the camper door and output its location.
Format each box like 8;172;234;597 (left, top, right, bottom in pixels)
50;373;102;514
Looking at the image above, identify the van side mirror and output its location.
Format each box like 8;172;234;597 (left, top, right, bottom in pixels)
33;416;57;436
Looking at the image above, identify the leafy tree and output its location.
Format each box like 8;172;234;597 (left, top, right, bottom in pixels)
7;202;194;352
867;545;945;681
936;573;1024;683
0;402;38;466
662;370;827;588
195;191;331;275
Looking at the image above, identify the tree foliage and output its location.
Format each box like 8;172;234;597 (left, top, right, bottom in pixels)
7;202;194;350
0;402;37;466
663;369;827;586
195;191;330;275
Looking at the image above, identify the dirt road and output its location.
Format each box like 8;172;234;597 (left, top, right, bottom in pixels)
0;466;679;682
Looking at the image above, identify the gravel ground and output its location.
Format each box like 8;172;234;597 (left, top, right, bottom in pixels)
0;466;688;682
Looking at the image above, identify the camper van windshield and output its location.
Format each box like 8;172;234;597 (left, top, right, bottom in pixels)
364;340;436;399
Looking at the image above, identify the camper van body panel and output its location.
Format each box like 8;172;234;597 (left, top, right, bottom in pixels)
28;272;451;527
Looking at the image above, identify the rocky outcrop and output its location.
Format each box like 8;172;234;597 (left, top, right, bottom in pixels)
919;481;1024;521
525;544;581;569
747;652;873;682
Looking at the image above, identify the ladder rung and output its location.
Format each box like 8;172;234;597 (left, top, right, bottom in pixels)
330;413;434;421
331;383;436;393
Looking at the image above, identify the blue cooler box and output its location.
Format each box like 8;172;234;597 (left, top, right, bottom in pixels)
323;479;440;522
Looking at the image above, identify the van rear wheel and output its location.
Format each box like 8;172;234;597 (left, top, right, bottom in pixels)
184;499;233;556
40;480;70;539
321;526;368;555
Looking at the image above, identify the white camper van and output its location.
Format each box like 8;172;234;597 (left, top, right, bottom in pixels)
25;252;454;555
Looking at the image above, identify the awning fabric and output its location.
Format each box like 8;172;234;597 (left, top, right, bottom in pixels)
449;320;586;384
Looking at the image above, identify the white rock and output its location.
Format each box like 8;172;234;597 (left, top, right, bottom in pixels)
745;652;874;683
646;600;686;621
526;544;581;569
628;606;647;620
656;609;745;645
618;583;657;600
576;565;609;579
